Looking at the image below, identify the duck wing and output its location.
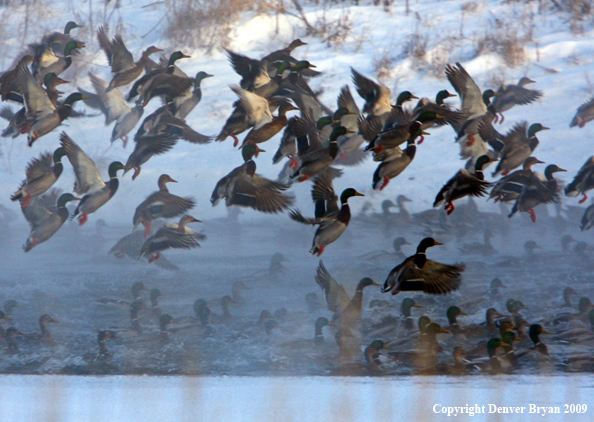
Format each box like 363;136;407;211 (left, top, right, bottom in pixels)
230;85;272;129
25;152;53;183
446;62;486;119
88;72;130;124
315;260;352;315
59;132;105;195
351;67;391;116
228;173;293;213
98;27;135;73
397;259;465;294
17;60;55;120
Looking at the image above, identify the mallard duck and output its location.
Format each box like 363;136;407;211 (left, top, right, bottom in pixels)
11;147;66;207
210;296;235;325
4;327;23;354
527;324;550;355
126;51;191;102
315;260;379;331
193;299;211;327
381;237;464;296
364;118;428;153
95;281;149;307
211;143;293;213
0;55;35;103
434;155;496;214
411;89;458;129
570;95;594;128
16;61;87;145
289;173;364;256
21;191;79;251
489;156;544;202
372;136;417;191
60;132;128;225
129;300;148;334
139;215;203;263
446;306;468;335
136;68;195;108
291;123;351;182
173;71;213;120
107;229;179;270
459;229;496;256
565;156;594;204
480;122;547;177
34;40;84;84
239;100;299;147
509;164;566;222
401;298;423;330
581;203;594;231
351;67;408;117
86;331;117;362
491;77;543;123
23;314;58;346
97;26;162;90
226;85;274;146
31;21;84;58
132;174;195;236
262;39;315;75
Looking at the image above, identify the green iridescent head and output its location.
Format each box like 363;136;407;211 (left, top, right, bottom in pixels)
339;187;364;204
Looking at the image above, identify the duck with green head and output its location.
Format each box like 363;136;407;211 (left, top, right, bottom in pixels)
434;154;497;215
401;298;422;330
22;192;80;252
508;164;566;222
35;40;84;84
489;156;545;203
11;147;66;207
211;143;294;213
381;237;464;296
126;51;189;101
136;54;196;107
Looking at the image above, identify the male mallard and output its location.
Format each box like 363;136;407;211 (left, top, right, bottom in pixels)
509;164;566;222
79;72;143;147
32;21;84;59
364;119;428;153
315;260;379;331
479;121;548;177
381;237;464;296
290;172;364;256
60;132;128;225
290;123;351;182
97;26;162;90
139;215;203;263
11;147;66;207
446;306;469;335
133;174;195;236
21;190;80;252
570;95;594;128
17;62;87;145
565;156;594;204
401;298;423;330
173;71;213;120
434;155;496;214
34;40;84;84
211;144;294;213
372;136;417;191
491;77;543;123
136;65;195;107
489;156;544;202
412;89;458;129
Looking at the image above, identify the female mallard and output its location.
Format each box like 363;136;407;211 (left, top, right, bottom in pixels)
11;147;66;207
133;174;195;236
381;237;464;296
60;132;128;225
97;26;162;90
491;77;543;124
489;156;544;202
173;71;213;120
21;191;80;252
372;136;417;191
289;173;364;256
139;215;203;263
290;123;351;182
239;100;299;147
315;260;379;330
509;164;566;222
570;95;594;128
17;62;87;146
565;156;594;204
211;144;294;213
479;121;548;177
434;155;497;214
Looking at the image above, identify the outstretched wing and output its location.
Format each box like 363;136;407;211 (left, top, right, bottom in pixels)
59;132;105;195
315;260;352;315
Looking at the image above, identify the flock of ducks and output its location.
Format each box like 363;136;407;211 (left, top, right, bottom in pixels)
1;20;594;375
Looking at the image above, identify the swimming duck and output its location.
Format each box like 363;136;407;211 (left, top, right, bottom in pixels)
11;147;66;207
193;299;210;327
401;298;422;330
132;174;195;236
87;331;117;362
21;191;79;251
489;156;544;202
479;122;548;177
459;229;496;256
491;77;543;123
381;237;464;296
139;215;203;263
211;144;294;213
565;156;594;204
4;327;23;354
210;296;235;325
528;324;550;355
24;314;58;346
570;95;594;128
149;289;163;321
95;282;149;307
446;306;468;335
17;61;87;145
173;71;213;120
581;203;594;231
129;300;148;334
97;26;162;90
289;173;364;256
434;155;496;215
509;164;566;222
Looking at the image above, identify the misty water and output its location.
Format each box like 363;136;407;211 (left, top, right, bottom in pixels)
2;197;594;419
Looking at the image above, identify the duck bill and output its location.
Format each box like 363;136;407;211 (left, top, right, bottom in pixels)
182;54;191;58
346;129;356;134
169;178;178;183
439;327;451;334
413;303;423;308
80;94;91;100
326;321;336;327
557;167;567;172
56;79;70;86
540;328;551;335
255;145;266;157
541;126;550;130
353;191;365;197
447;93;457;98
190;217;202;223
370;280;380;287
459;310;468;316
434;241;443;246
